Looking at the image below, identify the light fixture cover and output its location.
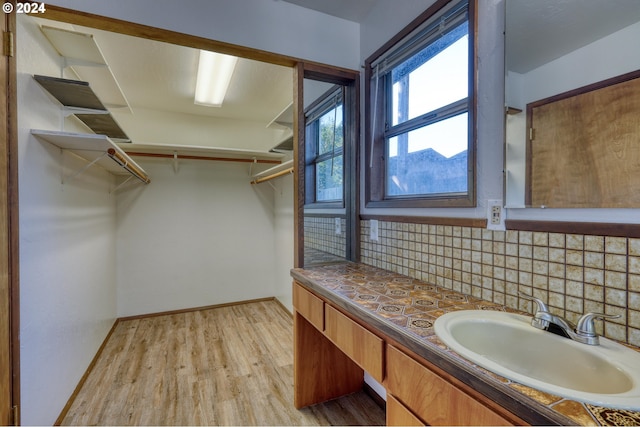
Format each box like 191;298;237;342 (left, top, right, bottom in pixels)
194;50;238;107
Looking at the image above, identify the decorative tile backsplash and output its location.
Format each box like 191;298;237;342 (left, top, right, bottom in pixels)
360;220;640;347
304;216;346;258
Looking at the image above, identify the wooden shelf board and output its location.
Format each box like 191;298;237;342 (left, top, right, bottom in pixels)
34;75;105;110
33;75;130;141
75;113;129;141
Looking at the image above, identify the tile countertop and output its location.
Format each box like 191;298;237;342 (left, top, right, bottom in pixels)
291;262;640;427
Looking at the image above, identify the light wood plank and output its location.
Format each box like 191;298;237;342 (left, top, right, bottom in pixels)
60;300;384;426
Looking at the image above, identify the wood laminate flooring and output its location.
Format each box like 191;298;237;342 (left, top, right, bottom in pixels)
60;300;385;426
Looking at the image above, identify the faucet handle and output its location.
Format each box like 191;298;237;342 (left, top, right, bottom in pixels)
518;293;551;329
576;312;621;337
518;292;550;313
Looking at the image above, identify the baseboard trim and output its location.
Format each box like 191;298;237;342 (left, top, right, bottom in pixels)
117;297;277;322
54;318;120;426
273;297;293;318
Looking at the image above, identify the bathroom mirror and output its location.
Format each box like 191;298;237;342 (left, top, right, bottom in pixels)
296;66;358;267
504;0;640;208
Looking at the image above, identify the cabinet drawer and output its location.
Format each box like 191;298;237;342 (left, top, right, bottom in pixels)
387;394;424;426
293;282;324;331
387;345;512;426
324;304;384;383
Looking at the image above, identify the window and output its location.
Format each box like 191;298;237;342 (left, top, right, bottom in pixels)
305;87;344;206
366;0;475;207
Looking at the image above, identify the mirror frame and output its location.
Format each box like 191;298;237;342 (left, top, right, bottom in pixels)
294;63;359;268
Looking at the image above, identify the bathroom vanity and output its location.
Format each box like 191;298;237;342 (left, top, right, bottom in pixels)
291;263;640;426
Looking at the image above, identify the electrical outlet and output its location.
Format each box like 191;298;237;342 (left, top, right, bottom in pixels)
487;199;506;230
370;219;379;241
491;205;501;224
335;217;342;235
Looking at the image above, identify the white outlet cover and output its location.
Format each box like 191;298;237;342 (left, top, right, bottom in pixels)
370;219;379;241
486;199;506;231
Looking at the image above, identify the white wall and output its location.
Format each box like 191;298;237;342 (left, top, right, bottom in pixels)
115;158;280;317
17;15;118;425
273;171;295;312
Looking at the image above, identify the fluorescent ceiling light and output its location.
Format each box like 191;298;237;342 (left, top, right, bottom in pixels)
194;50;238;107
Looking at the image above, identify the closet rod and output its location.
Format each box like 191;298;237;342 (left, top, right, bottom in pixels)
107;149;151;184
126;151;281;165
251;167;294;185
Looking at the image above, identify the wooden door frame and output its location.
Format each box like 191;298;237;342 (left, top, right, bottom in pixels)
9;4;360;423
2;1;19;425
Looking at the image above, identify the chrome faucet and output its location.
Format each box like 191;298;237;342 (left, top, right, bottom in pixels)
519;293;620;345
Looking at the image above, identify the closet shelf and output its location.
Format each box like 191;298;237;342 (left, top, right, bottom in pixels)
117;143;284;165
33;75;130;142
270;134;293;153
251;159;294;184
40;25;131;112
31;130;150;184
267;103;294;153
267;102;293;130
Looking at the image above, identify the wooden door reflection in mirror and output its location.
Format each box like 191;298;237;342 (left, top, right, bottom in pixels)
527;70;640;208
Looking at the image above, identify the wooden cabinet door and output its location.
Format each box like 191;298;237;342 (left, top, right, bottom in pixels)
387;394;425;426
292;282;324;331
324;305;384;383
387;345;513;426
528;72;640;208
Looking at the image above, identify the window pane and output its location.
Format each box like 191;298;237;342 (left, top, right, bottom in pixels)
318;105;343;155
387;113;468;196
316;155;343;201
392;23;468;126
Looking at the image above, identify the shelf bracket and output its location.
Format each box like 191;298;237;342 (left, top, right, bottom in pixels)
63;56;108;69
248;157;257;176
63;106;109;118
267;181;278;192
110;175;134;194
173;151;179;174
62;151;108;184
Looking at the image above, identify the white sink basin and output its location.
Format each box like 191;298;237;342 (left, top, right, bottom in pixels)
433;310;640;410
